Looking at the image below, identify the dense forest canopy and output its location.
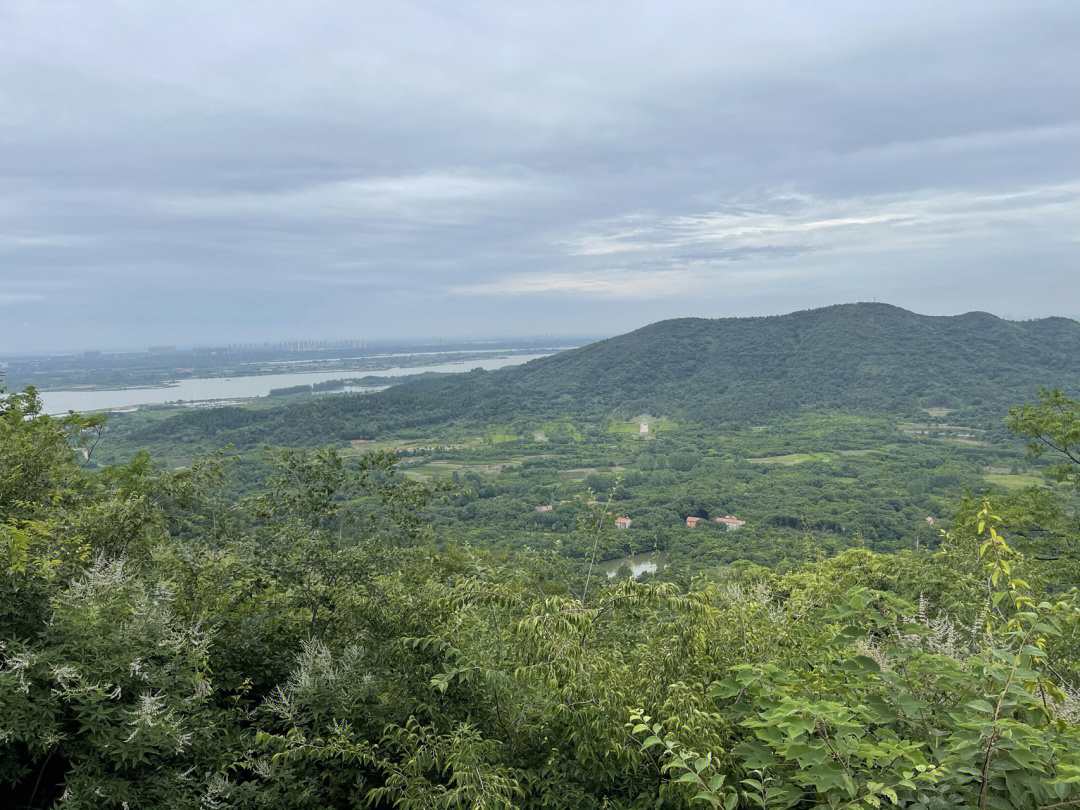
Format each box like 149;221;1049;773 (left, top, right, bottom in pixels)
3;369;1080;807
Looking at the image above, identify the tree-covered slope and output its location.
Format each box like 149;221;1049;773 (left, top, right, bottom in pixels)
499;303;1080;418
126;303;1080;448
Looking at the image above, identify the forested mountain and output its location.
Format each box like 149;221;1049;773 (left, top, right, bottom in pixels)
502;303;1080;419
126;304;1080;450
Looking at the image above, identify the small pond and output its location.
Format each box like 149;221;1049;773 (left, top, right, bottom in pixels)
598;550;669;579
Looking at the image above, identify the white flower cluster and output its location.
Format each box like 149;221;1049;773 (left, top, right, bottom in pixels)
853;637;891;670
135;691;167;727
175;731;193;753
900;613;967;659
899;593;991;661
1055;684;1080;725
720;582;785;623
200;773;231;810
265;639;369;724
2;647;36;694
52;665;79;685
67;556;128;600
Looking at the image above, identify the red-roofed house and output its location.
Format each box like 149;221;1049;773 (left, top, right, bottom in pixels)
685;516;702;528
716;515;745;531
615;517;632;529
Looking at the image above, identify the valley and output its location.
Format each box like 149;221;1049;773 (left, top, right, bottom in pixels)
82;304;1079;576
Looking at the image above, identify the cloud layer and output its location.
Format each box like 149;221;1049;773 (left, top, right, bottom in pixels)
2;1;1078;351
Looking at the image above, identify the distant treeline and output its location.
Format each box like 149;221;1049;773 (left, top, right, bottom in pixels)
268;371;450;396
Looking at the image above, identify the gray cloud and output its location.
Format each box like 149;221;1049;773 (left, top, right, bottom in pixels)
1;1;1078;351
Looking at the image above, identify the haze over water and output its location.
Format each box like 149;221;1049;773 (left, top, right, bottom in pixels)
40;352;555;414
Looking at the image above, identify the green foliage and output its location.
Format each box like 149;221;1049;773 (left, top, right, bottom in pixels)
2;381;1080;808
1008;388;1080;489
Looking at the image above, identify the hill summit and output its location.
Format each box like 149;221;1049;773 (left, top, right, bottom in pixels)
478;302;1080;421
131;303;1080;447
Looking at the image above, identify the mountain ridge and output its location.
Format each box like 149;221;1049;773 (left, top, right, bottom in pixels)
488;302;1080;414
127;303;1080;448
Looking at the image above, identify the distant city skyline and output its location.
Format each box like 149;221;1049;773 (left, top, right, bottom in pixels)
2;2;1078;353
2;333;592;360
5;300;1076;359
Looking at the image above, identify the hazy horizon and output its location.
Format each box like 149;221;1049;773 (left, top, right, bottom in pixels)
3;2;1078;353
5;300;1077;359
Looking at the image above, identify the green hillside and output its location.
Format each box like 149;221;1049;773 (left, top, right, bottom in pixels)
501;303;1080;419
122;304;1080;450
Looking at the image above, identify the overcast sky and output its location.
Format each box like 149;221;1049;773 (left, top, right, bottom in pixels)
2;1;1078;352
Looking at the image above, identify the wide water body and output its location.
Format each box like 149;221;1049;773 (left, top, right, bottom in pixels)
40;353;554;414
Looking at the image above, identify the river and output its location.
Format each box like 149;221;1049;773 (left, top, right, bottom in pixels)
39;352;555;414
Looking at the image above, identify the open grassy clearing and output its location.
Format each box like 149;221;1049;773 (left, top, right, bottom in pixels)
541;420;584;440
349;436;482;454
404;461;501;479
923;407;957;417
984;472;1047;489
401;451;559;481
484;425;521;444
744;446;898;465
156;453;198;471
746;452;834;465
609;416;677;434
560;467;598;481
901;424;992;446
403;462;497;482
531;421;585;442
901;423;985;435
